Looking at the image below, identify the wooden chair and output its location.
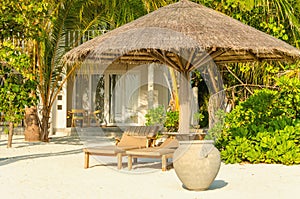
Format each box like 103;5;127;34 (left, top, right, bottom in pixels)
70;109;86;127
88;110;101;126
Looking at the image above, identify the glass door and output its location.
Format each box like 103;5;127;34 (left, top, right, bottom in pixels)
108;73;139;124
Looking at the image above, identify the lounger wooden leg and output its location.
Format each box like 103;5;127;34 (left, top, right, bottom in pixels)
162;155;167;171
84;152;89;169
128;155;132;170
117;153;122;170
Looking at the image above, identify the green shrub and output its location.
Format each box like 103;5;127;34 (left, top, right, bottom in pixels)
217;77;300;165
220;126;300;164
206;109;226;140
165;111;179;132
145;105;179;132
145;105;166;126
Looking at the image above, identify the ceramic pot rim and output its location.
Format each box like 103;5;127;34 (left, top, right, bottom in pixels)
178;140;215;145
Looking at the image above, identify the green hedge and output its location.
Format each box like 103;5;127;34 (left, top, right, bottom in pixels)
217;77;300;165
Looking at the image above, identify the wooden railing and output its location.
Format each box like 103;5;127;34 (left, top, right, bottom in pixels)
1;29;108;52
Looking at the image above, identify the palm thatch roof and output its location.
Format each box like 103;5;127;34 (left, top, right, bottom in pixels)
64;0;300;72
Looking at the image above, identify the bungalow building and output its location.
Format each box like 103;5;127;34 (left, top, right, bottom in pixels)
51;30;179;134
52;62;174;134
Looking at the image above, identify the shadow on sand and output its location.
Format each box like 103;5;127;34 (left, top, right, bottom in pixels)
208;180;228;190
0;135;83;167
0;134;82;148
0;148;82;167
181;179;228;191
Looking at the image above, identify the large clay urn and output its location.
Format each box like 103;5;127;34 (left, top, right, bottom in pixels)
24;107;40;142
173;140;221;190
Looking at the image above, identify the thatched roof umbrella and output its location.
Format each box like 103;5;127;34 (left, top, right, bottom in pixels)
64;0;300;134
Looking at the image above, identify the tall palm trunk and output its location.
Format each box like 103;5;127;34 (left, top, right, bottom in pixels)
40;107;51;142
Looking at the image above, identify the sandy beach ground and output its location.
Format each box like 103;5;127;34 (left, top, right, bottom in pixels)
0;134;299;199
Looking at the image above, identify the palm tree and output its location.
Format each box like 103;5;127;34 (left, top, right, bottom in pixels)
35;0;105;141
94;0;170;29
254;0;300;48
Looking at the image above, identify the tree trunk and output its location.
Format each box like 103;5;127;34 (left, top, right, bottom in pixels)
7;122;14;148
40;107;50;142
24;107;40;142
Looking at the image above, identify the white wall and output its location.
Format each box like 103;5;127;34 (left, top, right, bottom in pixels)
51;80;68;133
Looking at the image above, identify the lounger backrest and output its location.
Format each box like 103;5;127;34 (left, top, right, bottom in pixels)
118;126;160;148
124;126;159;138
117;134;148;148
159;138;179;149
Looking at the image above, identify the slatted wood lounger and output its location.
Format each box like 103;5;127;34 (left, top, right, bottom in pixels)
83;126;160;169
126;138;179;171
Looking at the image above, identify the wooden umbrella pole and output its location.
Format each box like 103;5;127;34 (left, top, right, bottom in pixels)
178;71;191;135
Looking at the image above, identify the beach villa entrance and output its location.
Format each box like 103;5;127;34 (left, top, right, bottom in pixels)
71;64;171;127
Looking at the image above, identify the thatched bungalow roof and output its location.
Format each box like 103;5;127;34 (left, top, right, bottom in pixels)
64;0;300;72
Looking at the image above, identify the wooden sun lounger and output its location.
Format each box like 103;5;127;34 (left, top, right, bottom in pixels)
126;138;179;171
83;145;137;170
83;126;160;169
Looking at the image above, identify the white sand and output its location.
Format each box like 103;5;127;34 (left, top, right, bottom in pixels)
1;134;299;199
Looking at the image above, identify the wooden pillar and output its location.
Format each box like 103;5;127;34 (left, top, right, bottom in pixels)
84;152;89;169
192;86;199;126
128;155;133;170
148;64;154;109
178;71;191;134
